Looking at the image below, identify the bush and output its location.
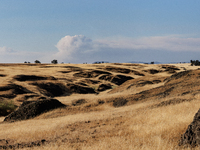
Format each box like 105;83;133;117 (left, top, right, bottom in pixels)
0;100;17;116
35;60;41;64
190;60;200;66
51;59;58;64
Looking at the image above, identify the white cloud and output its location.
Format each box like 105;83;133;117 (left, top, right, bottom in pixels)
53;34;200;63
97;35;200;51
1;35;200;63
55;35;95;62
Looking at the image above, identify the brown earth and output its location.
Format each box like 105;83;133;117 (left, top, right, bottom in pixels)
0;63;200;149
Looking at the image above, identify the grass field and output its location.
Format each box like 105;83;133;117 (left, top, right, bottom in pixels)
0;63;200;149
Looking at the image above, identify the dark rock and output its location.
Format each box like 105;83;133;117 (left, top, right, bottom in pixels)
164;70;191;83
97;84;112;92
0;108;10;117
31;82;69;97
0;84;32;98
73;70;111;78
4;98;66;122
162;65;180;71
76;82;88;86
179;109;200;147
105;66;131;74
66;83;96;94
105;66;145;76
144;69;160;74
113;98;128;107
13;75;56;81
0;74;6;77
152;80;162;84
156;87;174;98
0;139;47;149
97;99;105;104
136;80;153;87
72;99;86;106
99;74;134;85
31;82;96;96
84;79;100;84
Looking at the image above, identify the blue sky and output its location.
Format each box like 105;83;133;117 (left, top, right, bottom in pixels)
0;0;200;63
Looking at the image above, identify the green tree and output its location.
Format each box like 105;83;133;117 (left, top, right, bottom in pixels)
35;60;41;64
51;59;58;64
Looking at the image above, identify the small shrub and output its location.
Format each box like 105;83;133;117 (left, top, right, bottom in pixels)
51;59;58;64
35;60;41;64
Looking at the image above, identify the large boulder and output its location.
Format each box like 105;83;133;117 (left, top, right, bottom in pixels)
4;98;66;122
179;109;200;147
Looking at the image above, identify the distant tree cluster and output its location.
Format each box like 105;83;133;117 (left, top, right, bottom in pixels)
191;60;200;66
35;60;41;64
24;59;59;64
93;61;108;64
51;59;58;64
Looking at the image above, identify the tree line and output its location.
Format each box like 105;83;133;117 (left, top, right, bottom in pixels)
190;60;200;66
24;59;58;64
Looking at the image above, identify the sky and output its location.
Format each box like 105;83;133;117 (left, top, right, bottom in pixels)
0;0;200;63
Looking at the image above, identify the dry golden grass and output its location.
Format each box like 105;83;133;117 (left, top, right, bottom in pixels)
1;99;199;150
0;63;200;149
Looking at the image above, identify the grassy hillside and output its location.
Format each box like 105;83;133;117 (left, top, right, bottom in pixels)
0;63;200;149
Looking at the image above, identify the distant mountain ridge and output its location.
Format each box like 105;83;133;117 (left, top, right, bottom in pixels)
128;61;189;64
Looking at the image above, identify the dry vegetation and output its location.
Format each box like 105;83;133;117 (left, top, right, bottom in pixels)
0;63;200;149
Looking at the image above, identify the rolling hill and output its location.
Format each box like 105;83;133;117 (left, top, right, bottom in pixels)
0;63;200;149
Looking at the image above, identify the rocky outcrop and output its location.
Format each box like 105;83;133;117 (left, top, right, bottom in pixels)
105;66;144;76
0;84;32;98
73;70;111;78
13;75;56;81
179;109;200;147
4;98;66;122
66;83;96;94
97;83;112;92
99;74;134;85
